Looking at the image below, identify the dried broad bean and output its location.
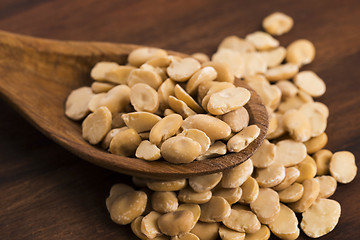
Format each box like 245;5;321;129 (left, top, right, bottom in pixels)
65;87;94;120
301;199;341;238
82;106;112;145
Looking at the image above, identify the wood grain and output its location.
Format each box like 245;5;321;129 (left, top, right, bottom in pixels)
0;0;359;239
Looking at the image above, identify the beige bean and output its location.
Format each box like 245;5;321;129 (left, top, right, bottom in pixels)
168;96;196;118
314;149;332;175
87;93;104;110
288;178;320;213
239;177;259;204
329;151;357;184
190;222;219;240
255;163;286;188
109;128;142;156
266;113;286;140
227;125;260;153
244;225;270;240
65;87;94;120
146;178;187;192
186;66;218;95
88;85;131;114
177;204;201;229
242;52;267;78
260;46;286;68
277;93;309;113
297;89;314;102
105;65;136;84
167;57;201;82
182;114;231;141
304;133;328;154
140;63;168;81
199;196;231;222
101;127;128;149
82;106;112;144
301;199;341;238
283;109;312;142
303;101;329;118
245;31;279;50
223;205;261;233
158;210;194;236
275;80;298;99
299;102;328;137
90;61;119;81
265;63;299;81
274;139;307;167
244;73;268;84
151;191;178;213
179;129;211;155
247;80;282;110
158;78;176;110
213;187;242;205
266;108;278;137
127;69;163;90
316;176;337;199
196;141;227;160
91;81;115;93
273;167;300;191
268;203;299;240
205;82;236;99
295;71;326;97
172;233;199;240
212;49;245;78
202;61;234;83
122;112;161;132
174;84;204;113
128;47;167;67
164;108;176;116
189;172;222;193
130;83;159;113
136;140;161;161
108;190;147;225
250;188;280;224
131;216;169;240
219;225;245;240
111;112;126;128
296;155;317;183
150;114;183;146
286;39;315;66
278;183;304;203
161;136;202;163
178;187;212;204
141;211;162;239
106;183;134;211
196;81;217;103
191;52;210;64
146;56;172;68
251;139;276;168
221;159;254;188
218;35;255;53
219;107;249;133
263;12;294;36
207;87;251;115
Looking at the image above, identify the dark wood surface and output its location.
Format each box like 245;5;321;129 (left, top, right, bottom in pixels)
0;0;359;239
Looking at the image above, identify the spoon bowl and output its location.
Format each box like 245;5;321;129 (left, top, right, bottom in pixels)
0;30;268;179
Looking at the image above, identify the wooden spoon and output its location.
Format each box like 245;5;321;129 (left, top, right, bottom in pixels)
0;30;268;180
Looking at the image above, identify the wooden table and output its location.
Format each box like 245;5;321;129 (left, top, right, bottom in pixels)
0;0;359;239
